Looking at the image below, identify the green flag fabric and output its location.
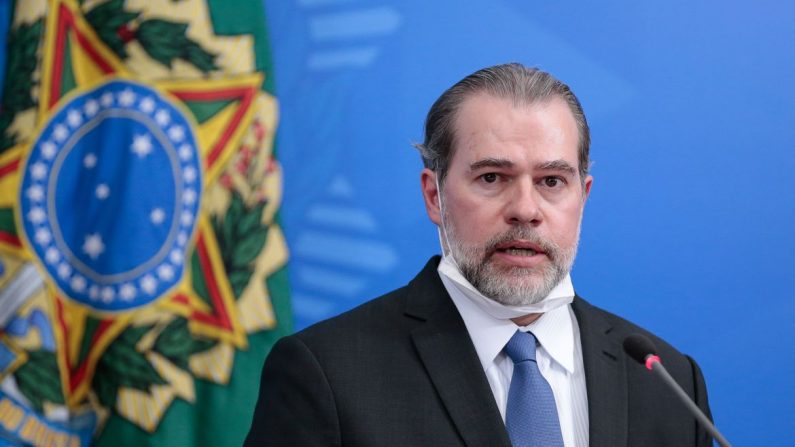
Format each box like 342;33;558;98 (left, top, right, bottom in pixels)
0;0;290;445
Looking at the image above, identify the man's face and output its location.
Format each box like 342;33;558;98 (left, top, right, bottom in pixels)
421;93;593;306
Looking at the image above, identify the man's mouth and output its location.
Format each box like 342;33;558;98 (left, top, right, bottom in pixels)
493;241;546;257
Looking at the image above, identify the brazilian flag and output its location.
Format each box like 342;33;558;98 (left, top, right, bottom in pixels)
0;0;290;445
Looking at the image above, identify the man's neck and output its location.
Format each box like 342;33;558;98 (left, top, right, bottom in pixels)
511;313;542;326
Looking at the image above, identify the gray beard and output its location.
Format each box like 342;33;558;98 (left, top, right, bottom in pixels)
443;221;579;307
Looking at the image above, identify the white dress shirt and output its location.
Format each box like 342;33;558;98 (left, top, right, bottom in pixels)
440;271;590;447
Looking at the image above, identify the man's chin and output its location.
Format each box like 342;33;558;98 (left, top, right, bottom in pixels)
485;291;549;307
474;275;552;307
482;260;550;283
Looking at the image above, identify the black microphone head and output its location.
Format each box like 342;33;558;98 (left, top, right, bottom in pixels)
623;333;658;365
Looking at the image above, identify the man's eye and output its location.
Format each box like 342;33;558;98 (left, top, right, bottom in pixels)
481;173;498;183
543;177;563;187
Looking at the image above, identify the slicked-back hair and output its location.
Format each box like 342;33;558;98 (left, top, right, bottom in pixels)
414;63;590;188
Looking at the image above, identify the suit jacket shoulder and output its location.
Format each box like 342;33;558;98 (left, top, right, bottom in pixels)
244;257;510;447
572;296;714;446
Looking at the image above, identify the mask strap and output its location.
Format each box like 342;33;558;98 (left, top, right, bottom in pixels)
435;174;457;266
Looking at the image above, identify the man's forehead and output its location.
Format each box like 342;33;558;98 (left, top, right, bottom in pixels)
450;95;580;168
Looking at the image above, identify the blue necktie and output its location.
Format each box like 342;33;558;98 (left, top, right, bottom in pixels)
504;330;564;447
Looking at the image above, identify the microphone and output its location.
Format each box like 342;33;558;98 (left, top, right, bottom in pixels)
622;334;732;447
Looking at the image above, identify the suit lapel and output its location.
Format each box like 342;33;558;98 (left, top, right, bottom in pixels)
572;297;628;447
406;258;512;447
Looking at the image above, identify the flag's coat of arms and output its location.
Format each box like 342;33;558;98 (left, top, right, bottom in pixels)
0;0;288;444
20;79;203;312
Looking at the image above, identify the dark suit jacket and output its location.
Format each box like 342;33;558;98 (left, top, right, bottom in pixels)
245;257;713;446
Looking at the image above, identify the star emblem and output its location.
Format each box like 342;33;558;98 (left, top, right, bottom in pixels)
82;233;105;260
94;184;110;200
0;0;265;409
150;208;166;225
27;207;46;224
130;133;153;158
82;153;97;168
84;99;99;117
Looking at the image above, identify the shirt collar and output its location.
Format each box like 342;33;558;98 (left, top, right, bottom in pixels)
520;305;576;373
441;272;577;374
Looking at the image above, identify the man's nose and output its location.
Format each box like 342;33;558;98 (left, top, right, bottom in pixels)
505;178;542;225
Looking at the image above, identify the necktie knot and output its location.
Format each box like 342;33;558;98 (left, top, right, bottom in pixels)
504;330;538;364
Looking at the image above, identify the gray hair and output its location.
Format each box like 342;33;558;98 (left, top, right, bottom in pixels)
414;63;590;187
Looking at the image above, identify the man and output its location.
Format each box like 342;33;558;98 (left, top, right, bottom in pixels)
245;63;713;446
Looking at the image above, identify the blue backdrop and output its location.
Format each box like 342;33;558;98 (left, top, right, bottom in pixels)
264;1;794;445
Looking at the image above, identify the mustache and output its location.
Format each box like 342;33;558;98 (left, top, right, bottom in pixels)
483;227;559;260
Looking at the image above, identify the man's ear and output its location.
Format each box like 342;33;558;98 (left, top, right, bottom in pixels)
420;168;442;226
583;174;593;202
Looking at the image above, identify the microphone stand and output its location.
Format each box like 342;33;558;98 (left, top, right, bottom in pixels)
647;357;731;447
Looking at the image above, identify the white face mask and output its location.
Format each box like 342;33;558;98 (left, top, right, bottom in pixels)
434;175;574;320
